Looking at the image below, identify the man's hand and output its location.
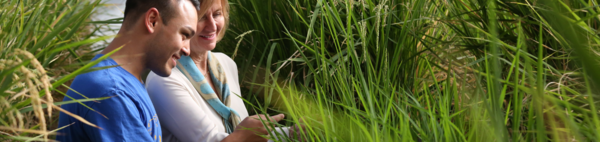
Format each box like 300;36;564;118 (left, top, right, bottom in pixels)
222;114;285;142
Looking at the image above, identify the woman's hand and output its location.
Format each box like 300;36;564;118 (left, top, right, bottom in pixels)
289;118;308;141
222;114;285;142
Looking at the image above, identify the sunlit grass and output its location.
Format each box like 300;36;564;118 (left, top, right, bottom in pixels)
217;0;600;141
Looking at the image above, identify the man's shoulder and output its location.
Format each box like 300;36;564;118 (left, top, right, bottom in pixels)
67;62;131;99
68;70;115;97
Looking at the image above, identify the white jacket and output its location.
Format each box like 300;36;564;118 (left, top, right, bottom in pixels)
145;53;289;142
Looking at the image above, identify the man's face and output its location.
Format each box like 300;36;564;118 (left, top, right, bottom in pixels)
147;1;198;77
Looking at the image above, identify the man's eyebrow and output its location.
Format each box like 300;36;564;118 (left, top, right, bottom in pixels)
186;26;196;37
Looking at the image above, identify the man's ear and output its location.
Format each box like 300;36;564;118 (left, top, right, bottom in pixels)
144;8;160;34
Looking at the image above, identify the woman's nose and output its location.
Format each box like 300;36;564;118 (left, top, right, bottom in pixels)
204;16;217;32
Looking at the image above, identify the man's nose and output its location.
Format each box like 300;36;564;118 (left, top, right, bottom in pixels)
181;42;191;56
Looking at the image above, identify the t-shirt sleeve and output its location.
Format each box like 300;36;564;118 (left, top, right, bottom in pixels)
82;90;154;142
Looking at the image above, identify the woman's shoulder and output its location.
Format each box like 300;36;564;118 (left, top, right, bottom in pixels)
212;52;241;88
212;52;235;65
212;52;238;71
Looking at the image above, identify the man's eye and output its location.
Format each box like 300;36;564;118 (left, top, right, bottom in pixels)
182;32;191;39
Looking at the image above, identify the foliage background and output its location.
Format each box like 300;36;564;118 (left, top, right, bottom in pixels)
0;0;116;141
215;0;600;141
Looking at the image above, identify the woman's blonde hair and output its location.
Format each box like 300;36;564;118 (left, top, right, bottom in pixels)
197;0;230;41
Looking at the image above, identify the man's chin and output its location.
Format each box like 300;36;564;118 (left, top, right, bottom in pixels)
154;69;172;77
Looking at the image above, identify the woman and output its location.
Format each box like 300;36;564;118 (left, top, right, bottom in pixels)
145;0;291;141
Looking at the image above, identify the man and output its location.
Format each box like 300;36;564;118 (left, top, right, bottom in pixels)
56;0;200;141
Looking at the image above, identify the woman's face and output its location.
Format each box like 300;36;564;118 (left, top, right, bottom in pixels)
191;0;224;52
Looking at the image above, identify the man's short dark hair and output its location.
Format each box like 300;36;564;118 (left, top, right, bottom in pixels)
123;0;200;28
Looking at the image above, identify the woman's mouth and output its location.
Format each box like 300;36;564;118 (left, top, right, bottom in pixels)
199;34;216;40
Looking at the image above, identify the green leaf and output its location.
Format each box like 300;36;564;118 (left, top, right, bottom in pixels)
49;35;114;54
19;97;111;113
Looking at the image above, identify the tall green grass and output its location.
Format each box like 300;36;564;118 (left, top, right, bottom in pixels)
0;0;115;141
216;0;600;141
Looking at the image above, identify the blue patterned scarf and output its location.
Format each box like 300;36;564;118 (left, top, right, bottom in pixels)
176;52;241;134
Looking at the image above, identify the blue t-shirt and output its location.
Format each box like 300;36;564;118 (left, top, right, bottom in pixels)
56;54;161;142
